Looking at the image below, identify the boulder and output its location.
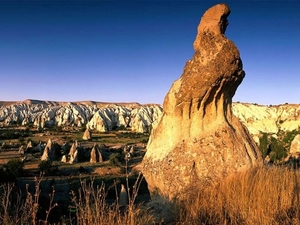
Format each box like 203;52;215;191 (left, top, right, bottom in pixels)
142;3;263;200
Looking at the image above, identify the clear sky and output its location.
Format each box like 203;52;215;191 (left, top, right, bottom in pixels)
0;1;299;105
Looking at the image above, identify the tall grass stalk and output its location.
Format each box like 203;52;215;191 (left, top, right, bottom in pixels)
178;166;300;225
0;173;57;225
70;177;154;225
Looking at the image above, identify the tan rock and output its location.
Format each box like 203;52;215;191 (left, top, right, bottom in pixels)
68;140;79;164
90;144;103;163
119;184;128;207
69;141;78;156
69;150;78;164
61;155;67;163
82;128;92;140
41;139;55;161
142;3;262;200
18;145;25;155
290;134;300;155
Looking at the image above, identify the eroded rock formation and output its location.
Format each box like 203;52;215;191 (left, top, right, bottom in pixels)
82;128;92;140
2;100;300;138
290;134;300;155
90;143;104;163
142;3;263;199
0;100;162;133
41;139;55;161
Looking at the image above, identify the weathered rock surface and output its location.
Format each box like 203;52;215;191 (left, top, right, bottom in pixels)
1;100;300;139
41;139;55;161
0;100;162;133
232;103;300;137
142;4;263;199
82;128;92;140
90;143;104;163
290;134;300;155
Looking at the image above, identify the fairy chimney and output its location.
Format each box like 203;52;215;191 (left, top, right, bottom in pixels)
41;139;55;161
142;3;263;200
90;143;104;163
82;128;92;140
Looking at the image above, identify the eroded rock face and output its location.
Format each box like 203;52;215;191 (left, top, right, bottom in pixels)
290;134;300;155
142;3;263;199
82;128;92;140
41;139;55;161
0;101;162;133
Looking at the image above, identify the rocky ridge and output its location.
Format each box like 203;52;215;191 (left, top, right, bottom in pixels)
0;99;162;133
1;100;300;138
0;100;300;137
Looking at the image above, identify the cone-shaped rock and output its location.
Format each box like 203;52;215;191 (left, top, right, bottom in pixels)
90;143;104;163
119;184;128;207
61;155;67;163
142;3;263;200
69;141;78;156
41;139;55;161
69;150;78;164
82;128;92;140
26;141;33;151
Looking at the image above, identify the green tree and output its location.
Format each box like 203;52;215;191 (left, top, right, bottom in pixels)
6;159;24;177
269;137;287;163
259;133;269;158
109;153;122;166
38;161;58;175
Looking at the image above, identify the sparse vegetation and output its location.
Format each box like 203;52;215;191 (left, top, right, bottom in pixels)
109;153;122;166
38;161;58;176
0;128;31;140
258;128;300;163
2;127;300;224
0;166;300;224
0;159;24;182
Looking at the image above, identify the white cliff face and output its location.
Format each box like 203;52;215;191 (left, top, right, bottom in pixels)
232;103;300;136
1;100;300;136
0;100;163;133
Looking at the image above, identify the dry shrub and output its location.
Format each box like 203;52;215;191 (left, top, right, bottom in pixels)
70;175;155;225
0;174;57;225
178;166;300;225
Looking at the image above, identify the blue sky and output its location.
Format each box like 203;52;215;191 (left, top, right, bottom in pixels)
0;1;299;105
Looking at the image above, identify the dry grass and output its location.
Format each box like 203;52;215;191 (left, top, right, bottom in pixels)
177;166;300;225
70;174;155;225
0;174;57;225
1;166;300;224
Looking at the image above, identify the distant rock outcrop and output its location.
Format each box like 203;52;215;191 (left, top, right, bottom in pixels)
68;141;80;164
232;103;300;138
82;128;92;140
41;139;55;161
2;100;300;139
0;101;162;133
90;143;104;163
142;3;262;199
290;134;300;155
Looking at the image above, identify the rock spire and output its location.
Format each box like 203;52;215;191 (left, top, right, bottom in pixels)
142;3;263;200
